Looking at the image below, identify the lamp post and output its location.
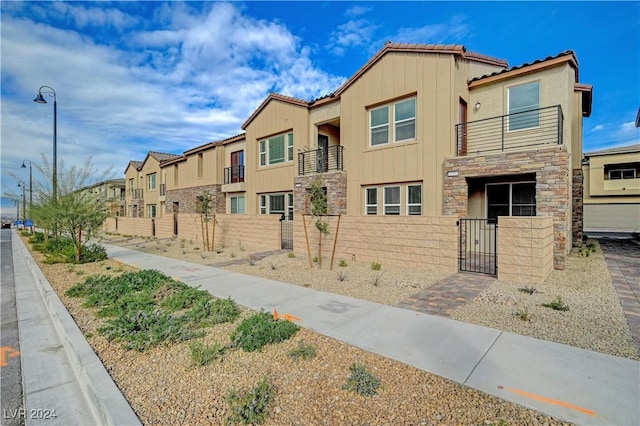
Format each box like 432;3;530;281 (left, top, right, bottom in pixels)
18;183;26;221
21;160;32;218
15;201;19;223
33;86;57;201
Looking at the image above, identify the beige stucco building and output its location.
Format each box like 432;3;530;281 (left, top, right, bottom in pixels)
582;144;640;233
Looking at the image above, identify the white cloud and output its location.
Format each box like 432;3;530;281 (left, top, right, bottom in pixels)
591;124;605;132
384;15;470;46
345;5;372;18
0;3;345;205
328;19;379;56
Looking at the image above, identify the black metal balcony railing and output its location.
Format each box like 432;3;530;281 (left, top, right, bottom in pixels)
298;145;344;176
160;183;166;196
131;188;144;199
224;165;245;184
455;105;563;156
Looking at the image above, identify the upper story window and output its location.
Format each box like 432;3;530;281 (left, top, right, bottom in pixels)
369;97;416;146
508;81;540;131
605;162;639;180
147;173;157;191
197;153;203;178
129;178;134;191
174;165;179;186
259;132;294;166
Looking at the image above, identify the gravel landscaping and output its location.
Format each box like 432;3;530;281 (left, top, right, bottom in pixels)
22;231;638;425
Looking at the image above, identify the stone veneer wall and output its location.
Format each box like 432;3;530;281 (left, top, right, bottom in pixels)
572;169;584;247
497;216;554;283
293;171;347;215
443;145;571;269
130;200;144;217
164;185;225;215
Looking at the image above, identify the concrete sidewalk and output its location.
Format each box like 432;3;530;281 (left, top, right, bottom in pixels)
12;232;140;425
104;242;640;426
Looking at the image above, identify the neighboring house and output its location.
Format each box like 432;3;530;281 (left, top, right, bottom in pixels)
78;179;126;217
241;43;592;269
582;144;640;234
160;133;246;216
124;152;181;218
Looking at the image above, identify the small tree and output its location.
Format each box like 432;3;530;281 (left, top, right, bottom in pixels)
198;191;219;251
306;177;329;267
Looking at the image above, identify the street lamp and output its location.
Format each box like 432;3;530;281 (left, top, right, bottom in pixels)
18;183;26;221
21;160;32;218
15;201;19;223
33;86;57;201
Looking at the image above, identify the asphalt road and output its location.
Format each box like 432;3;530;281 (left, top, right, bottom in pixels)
1;229;24;425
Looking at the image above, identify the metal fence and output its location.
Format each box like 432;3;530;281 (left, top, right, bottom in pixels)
458;218;497;275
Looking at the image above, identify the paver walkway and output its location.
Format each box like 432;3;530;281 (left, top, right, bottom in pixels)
397;272;496;317
599;238;640;352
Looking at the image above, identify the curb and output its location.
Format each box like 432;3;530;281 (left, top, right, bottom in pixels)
15;233;141;426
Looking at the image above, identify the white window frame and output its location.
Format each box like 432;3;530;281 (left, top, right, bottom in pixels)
259;132;293;166
259;195;267;214
508;81;540;132
147;204;156;218
365;188;377;215
258;192;293;215
383;186;401;215
394;98;416;142
407;184;422;215
147;173;156;191
608;168;636;180
370;105;390;146
230;196;245;214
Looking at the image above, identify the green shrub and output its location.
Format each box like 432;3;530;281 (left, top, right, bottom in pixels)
342;363;381;396
338;259;347;267
186;297;240;327
542;296;569;312
287;252;295;258
190;341;226;366
226;376;272;425
288;340;317;362
231;311;299;352
518;286;537;295
371;262;382;271
161;286;211;312
29;232;45;243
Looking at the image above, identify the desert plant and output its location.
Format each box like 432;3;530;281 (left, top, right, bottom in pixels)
371;261;382;271
248;256;256;266
518;286;537;295
287;252;295;258
370;273;383;287
288;340;317;362
342;363;381;397
226;376;272;425
230;311;299;352
336;271;347;282
338;259;348;267
269;262;278;270
542;296;569;312
513;307;531;321
190;341;226;366
312;256;318;263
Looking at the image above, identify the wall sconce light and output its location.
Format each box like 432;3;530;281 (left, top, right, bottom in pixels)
475;101;481;110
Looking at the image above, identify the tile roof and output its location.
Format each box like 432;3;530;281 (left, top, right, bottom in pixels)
182;133;246;156
241;93;310;129
584;143;640;157
148;151;182;162
124;160;143;174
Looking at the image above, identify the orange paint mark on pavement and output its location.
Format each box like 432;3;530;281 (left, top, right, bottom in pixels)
273;309;300;322
505;386;596;416
1;346;21;367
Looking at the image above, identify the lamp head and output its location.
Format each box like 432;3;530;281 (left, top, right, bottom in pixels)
33;93;47;104
21;162;26;168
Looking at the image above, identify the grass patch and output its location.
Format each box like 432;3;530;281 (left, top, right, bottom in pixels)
342;363;381;397
288;340;317;362
226;376;272;425
190;340;226;366
542;296;570;312
230;311;299;352
370;261;382;271
518;286;538;295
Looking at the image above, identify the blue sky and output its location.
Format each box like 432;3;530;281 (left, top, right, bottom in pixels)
1;1;639;214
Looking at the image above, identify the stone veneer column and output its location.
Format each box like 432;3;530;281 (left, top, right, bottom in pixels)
443;146;570;270
572;169;584;247
293;171;347;215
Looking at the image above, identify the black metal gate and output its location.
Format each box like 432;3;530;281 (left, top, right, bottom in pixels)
458;218;497;275
280;215;293;250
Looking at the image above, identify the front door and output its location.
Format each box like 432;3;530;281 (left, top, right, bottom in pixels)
317;135;329;173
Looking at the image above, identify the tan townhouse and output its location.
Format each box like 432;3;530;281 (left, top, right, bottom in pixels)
78;179;126;217
582;144;640;234
241;43;592;271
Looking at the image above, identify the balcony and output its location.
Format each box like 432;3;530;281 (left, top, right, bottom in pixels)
298;145;344;176
222;165;246;193
131;188;144;199
455;105;563;156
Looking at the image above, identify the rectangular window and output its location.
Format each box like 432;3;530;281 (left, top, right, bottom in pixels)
487;182;536;219
287;133;294;162
269;194;285;215
197;153;203;178
609;169;637;180
259;195;267;214
370;106;389;146
259;141;266;166
230;196;245;214
129;178;134;191
147;173;157;190
147;204;156;218
383;186;401;215
174;165;179;186
395;98;416;141
259;132;294;166
407;184;422;215
508;81;540;131
365;188;377;215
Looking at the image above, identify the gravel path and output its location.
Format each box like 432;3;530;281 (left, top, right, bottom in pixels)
27;232;639;424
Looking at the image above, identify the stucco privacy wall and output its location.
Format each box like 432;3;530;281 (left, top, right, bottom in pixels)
497;216;554;283
443;145;570;269
293;215;458;273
